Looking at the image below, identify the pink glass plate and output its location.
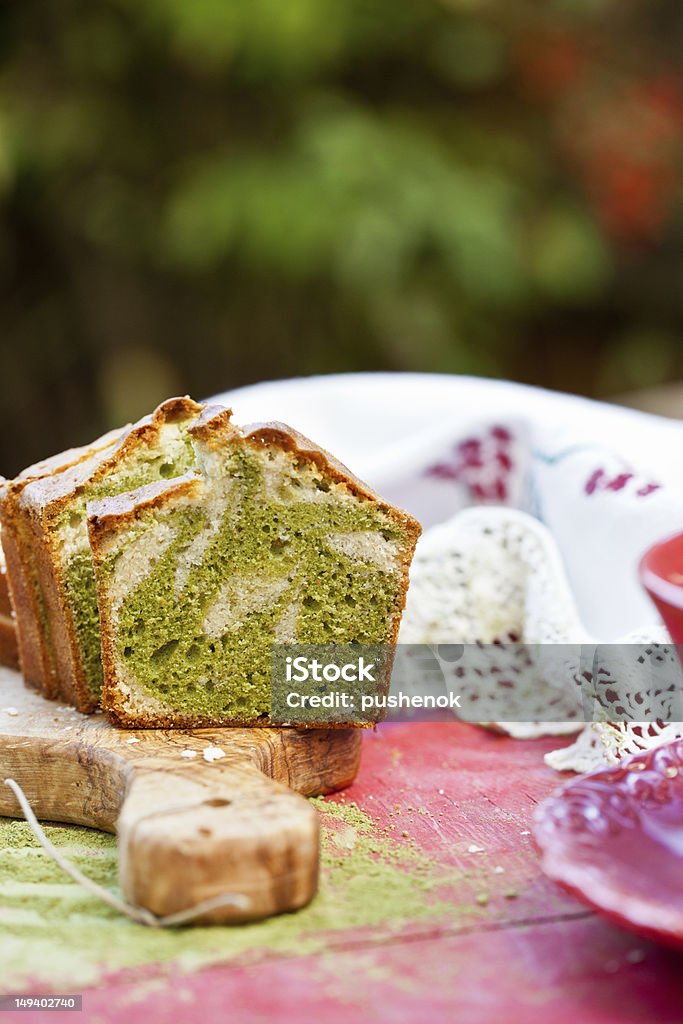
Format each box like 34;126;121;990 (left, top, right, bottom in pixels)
535;740;683;950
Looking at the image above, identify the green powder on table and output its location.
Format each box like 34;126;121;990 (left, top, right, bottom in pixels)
0;798;467;990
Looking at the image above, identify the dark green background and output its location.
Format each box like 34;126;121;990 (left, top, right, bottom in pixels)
1;0;682;473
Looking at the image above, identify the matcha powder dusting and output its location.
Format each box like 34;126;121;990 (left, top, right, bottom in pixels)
0;799;464;990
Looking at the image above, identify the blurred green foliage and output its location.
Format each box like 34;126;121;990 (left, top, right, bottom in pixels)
0;0;682;471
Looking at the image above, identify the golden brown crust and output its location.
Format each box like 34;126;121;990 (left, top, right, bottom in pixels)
106;706;372;731
193;407;422;552
0;524;49;689
188;405;236;446
15;396;204;712
0;612;18;672
20;397;203;519
93;413;421;729
88;473;202;545
0;429;127;698
191;407;407;512
242;420;420;525
0;520;17;671
15;427;124;483
27;510;90;708
0;564;12;619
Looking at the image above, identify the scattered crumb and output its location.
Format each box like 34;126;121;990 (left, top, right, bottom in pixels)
181;750;198;760
467;844;485;854
504;889;518;899
2;707;18;717
125;737;140;744
401;830;409;838
475;893;489;906
493;866;504;874
203;746;226;763
520;830;530;836
438;789;445;795
333;826;357;851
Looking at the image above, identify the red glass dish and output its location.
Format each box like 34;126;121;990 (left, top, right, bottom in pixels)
640;530;683;645
535;740;683;949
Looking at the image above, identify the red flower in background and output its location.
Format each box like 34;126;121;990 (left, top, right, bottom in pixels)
515;30;587;103
577;78;683;244
516;29;585;101
514;25;683;246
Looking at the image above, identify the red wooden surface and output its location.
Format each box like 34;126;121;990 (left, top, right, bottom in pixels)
6;721;683;1024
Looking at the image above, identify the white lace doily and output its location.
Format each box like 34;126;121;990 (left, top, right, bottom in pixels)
400;507;678;772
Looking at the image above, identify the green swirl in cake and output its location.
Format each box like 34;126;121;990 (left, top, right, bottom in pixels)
17;398;203;709
88;410;421;727
58;424;197;698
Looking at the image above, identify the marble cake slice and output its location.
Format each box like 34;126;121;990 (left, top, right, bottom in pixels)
0;430;125;695
16;397;203;711
88;406;422;728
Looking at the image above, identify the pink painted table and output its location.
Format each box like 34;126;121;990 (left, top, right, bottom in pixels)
3;722;683;1023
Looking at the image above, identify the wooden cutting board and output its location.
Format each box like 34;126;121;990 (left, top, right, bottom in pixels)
0;667;361;924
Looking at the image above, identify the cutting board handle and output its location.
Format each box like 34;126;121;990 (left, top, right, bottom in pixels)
117;759;320;922
0;670;360;924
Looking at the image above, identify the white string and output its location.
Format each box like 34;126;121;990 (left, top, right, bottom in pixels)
3;778;250;927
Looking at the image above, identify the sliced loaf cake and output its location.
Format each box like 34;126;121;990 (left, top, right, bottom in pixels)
0;533;18;670
15;397;203;710
88;406;421;727
0;430;125;694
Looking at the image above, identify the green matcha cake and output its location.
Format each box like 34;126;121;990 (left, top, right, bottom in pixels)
87;406;421;728
0;427;126;697
15;397;203;711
